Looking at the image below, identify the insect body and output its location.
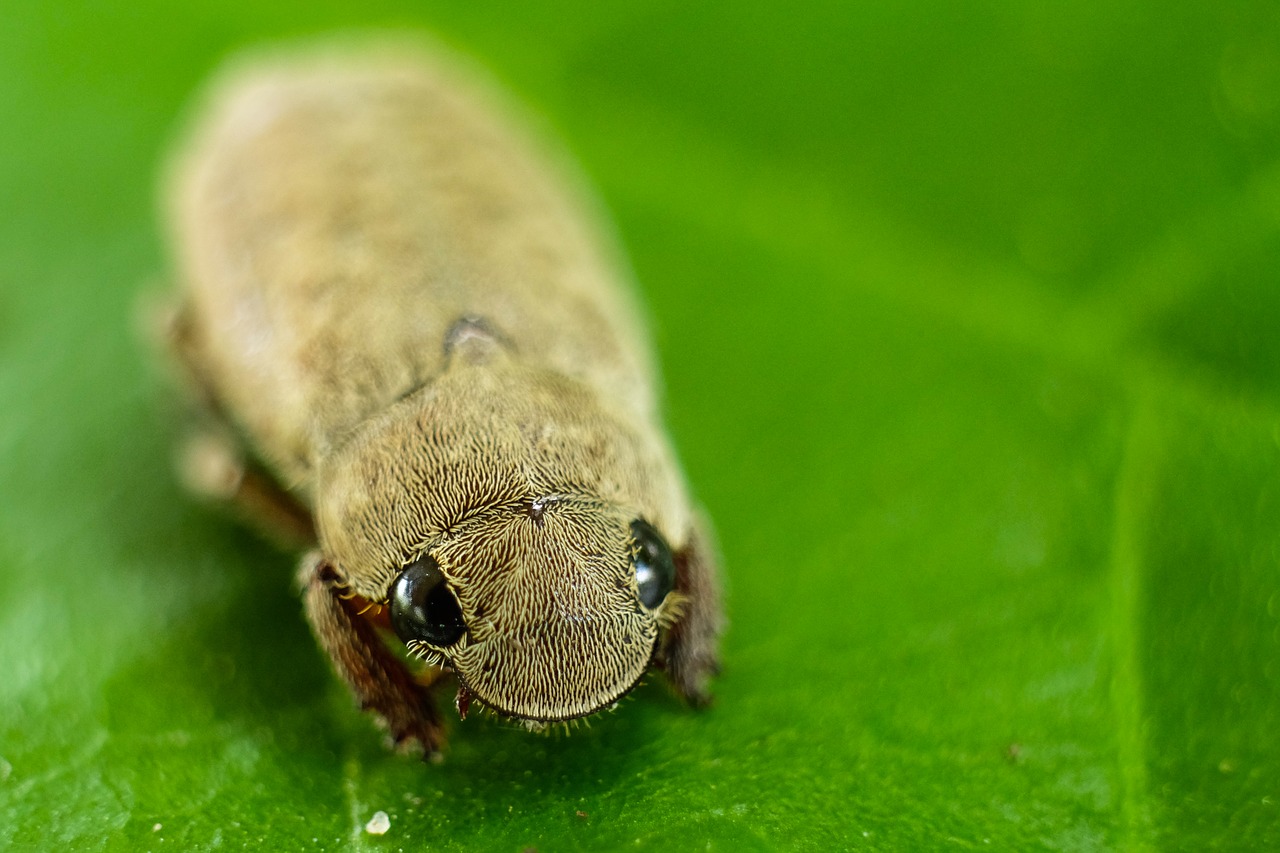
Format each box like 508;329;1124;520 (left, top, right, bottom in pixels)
161;41;722;754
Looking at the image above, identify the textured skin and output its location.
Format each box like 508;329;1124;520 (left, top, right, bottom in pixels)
163;40;722;747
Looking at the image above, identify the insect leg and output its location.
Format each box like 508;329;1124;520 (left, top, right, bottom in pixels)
151;294;222;412
177;428;315;548
661;512;725;707
299;552;448;759
156;296;314;546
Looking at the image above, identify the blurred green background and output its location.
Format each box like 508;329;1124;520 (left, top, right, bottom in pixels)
3;0;1280;849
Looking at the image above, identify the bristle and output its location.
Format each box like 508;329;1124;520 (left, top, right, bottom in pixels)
404;641;448;669
656;592;689;629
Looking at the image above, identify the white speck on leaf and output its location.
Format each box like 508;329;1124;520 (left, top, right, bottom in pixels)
365;811;391;835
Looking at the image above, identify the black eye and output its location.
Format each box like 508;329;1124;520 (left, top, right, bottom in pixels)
389;554;466;647
631;519;676;609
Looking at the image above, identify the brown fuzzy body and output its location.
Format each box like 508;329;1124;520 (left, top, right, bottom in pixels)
161;39;722;750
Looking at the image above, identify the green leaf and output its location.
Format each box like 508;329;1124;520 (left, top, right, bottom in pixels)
3;1;1279;849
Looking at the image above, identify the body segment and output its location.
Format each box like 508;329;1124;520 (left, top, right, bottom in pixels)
169;47;655;488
